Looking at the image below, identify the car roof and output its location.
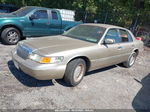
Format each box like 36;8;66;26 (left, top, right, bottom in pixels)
23;6;55;10
81;23;127;30
23;6;48;9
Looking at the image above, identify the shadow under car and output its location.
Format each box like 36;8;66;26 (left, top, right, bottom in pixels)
8;60;118;87
8;60;54;87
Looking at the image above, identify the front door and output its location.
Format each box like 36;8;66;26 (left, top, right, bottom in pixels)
93;29;123;69
117;29;135;62
26;9;50;36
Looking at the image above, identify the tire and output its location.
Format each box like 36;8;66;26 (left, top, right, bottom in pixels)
64;59;86;87
123;52;137;68
1;27;21;45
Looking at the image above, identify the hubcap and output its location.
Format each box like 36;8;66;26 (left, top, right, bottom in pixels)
74;64;84;82
7;31;19;43
129;54;136;66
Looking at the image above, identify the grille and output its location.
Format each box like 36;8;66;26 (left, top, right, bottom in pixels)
17;45;32;60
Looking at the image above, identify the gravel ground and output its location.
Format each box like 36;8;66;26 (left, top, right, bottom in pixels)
0;42;150;111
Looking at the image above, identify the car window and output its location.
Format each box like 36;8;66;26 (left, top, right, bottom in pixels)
105;29;120;43
127;32;133;42
33;10;48;19
119;29;133;43
63;25;106;43
51;11;58;20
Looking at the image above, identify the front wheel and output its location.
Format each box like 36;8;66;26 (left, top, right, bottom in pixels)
123;52;137;68
1;27;21;45
64;59;86;87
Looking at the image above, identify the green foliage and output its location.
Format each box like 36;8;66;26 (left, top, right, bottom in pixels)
0;0;149;26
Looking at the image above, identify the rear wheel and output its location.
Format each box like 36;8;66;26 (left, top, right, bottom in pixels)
64;59;86;87
123;52;137;68
1;27;21;45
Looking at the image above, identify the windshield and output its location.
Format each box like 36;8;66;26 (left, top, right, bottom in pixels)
63;25;106;43
11;7;34;16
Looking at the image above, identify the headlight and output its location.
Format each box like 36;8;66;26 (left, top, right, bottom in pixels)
29;53;64;64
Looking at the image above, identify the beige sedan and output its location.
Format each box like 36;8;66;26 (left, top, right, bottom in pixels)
12;24;143;86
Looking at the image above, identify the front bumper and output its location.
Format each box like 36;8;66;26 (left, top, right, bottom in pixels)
11;50;66;80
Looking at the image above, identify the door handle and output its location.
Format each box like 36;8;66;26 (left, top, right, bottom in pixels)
117;46;123;50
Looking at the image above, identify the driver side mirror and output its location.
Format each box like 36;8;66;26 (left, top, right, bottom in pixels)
29;14;38;20
104;38;115;44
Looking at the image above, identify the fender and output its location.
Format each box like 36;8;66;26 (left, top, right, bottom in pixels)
0;19;24;33
67;55;91;72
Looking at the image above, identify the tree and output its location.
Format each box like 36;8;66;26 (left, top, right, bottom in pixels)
0;0;149;27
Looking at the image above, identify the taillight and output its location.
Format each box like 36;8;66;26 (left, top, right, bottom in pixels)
135;37;142;41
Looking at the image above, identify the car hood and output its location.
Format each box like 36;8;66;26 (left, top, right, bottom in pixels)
22;35;95;56
0;13;17;18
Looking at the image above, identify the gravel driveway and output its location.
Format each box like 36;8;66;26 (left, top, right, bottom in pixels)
0;42;150;111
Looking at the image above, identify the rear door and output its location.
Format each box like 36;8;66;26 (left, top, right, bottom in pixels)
117;29;135;62
49;10;62;35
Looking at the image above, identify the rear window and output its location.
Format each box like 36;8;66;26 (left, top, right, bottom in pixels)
51;11;58;20
119;29;133;43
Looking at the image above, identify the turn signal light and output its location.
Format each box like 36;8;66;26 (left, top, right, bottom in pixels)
40;57;51;63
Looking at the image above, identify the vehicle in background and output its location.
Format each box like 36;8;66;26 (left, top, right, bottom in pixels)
0;4;19;13
57;9;75;21
12;24;143;87
0;6;81;45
